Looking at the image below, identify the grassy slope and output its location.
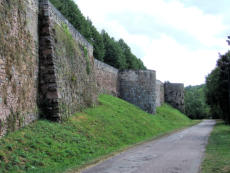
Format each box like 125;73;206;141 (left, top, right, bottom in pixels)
201;121;230;173
0;95;194;173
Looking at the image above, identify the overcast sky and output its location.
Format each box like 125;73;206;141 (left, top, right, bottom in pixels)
74;0;230;86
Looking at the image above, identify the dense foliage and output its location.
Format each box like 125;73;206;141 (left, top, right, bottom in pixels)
49;0;146;70
0;95;194;172
205;51;230;123
184;85;210;119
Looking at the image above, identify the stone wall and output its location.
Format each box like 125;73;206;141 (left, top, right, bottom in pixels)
164;82;185;113
94;59;119;96
0;0;39;136
119;70;156;114
39;0;97;121
156;80;164;107
0;0;187;137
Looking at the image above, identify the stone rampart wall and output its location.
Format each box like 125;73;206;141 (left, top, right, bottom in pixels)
156;80;164;107
164;82;185;113
0;0;39;137
94;59;119;96
47;1;93;57
39;0;97;121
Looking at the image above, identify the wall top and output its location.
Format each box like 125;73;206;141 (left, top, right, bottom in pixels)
40;0;93;56
94;59;119;73
119;69;156;73
165;82;184;86
119;70;156;83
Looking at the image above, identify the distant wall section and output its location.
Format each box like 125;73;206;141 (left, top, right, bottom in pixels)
164;82;185;113
94;59;119;96
156;80;164;107
0;0;39;136
119;70;156;114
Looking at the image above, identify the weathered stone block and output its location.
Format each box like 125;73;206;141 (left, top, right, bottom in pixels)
164;82;185;113
156;80;164;107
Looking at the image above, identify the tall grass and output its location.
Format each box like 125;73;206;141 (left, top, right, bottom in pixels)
201;121;230;173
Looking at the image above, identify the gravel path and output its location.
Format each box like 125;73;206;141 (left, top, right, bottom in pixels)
81;120;215;173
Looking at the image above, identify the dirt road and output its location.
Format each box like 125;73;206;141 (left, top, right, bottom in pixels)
81;120;215;173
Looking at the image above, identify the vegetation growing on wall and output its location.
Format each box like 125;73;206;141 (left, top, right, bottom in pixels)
54;23;92;77
49;0;146;70
184;85;210;119
57;23;92;74
61;23;76;58
0;0;38;134
85;48;91;74
53;23;96;117
54;23;81;81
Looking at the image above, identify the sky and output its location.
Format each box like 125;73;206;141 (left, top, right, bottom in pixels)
74;0;230;86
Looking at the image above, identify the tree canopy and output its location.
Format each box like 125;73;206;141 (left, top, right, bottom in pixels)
205;51;230;123
49;0;146;70
184;85;210;119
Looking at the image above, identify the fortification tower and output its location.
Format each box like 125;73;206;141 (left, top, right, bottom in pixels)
119;70;156;114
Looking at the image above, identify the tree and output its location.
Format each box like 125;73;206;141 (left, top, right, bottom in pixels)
205;51;230;123
101;31;127;69
118;39;146;70
227;36;230;116
184;85;210;119
205;68;222;119
217;52;230;122
89;23;105;61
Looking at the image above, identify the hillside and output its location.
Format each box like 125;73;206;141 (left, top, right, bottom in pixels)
0;95;195;173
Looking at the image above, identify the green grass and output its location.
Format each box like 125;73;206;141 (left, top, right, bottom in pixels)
0;94;195;173
201;121;230;173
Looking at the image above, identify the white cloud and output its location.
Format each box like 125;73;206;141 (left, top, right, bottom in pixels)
75;0;230;85
142;34;221;85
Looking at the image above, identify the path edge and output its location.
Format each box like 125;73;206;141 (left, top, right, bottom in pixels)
65;120;202;173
